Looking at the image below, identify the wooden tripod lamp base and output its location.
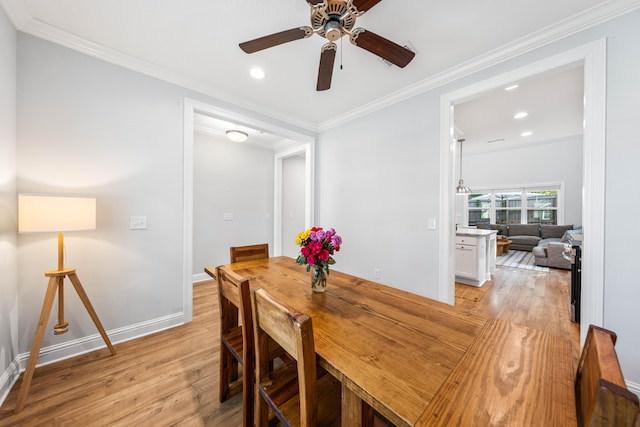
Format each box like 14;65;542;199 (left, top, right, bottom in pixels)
16;195;112;413
14;268;116;413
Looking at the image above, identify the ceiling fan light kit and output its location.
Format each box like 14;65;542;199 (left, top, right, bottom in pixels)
239;0;416;91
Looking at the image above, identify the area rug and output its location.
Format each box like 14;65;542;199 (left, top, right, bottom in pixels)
496;250;549;272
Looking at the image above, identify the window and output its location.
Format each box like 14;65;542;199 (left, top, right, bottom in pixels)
468;192;491;225
526;190;558;224
467;186;561;226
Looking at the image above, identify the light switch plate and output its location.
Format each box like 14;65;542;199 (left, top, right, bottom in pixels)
428;218;437;230
130;216;147;230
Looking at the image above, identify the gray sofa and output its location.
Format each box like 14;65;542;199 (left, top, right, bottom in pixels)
478;223;575;269
533;241;570;269
533;228;582;269
504;224;573;251
505;224;543;251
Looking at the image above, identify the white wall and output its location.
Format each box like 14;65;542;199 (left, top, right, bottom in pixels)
318;11;640;388
193;132;274;274
601;9;640;391
281;155;306;258
462;136;583;226
16;33;185;356
317;93;439;292
13;33;310;369
0;6;18;402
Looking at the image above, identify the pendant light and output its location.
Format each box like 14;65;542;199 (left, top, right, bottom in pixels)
456;138;471;195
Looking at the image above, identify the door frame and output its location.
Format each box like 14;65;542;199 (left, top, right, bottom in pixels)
274;144;315;256
438;39;606;345
182;98;315;322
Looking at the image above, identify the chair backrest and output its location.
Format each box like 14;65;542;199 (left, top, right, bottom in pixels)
575;324;639;426
251;288;318;426
230;243;269;263
215;266;255;427
215;265;253;365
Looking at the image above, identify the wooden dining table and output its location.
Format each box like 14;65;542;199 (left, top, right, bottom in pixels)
207;256;576;426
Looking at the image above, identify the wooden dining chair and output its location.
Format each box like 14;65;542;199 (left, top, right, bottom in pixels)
251;288;341;427
216;266;255;427
575;324;639;426
230;243;269;263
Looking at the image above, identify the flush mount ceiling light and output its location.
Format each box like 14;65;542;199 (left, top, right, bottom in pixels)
455;138;471;195
514;112;528;119
226;130;249;142
521;131;533;137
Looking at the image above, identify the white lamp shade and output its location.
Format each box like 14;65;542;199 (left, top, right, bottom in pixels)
18;195;96;233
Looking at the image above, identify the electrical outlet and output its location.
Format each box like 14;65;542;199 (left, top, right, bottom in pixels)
130;216;147;230
374;268;380;279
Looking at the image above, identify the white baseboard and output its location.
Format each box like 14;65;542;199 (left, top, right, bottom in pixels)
0;358;20;408
0;311;185;408
193;272;212;283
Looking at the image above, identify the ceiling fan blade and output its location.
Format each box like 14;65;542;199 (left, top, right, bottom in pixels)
352;0;382;13
306;0;323;5
317;43;337;91
350;29;415;68
239;26;313;53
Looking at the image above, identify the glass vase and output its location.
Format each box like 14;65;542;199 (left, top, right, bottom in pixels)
311;266;327;293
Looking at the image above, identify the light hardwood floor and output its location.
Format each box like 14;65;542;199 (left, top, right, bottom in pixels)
0;265;579;426
456;265;580;364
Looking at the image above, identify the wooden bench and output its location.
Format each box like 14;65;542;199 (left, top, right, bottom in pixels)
576;325;639;426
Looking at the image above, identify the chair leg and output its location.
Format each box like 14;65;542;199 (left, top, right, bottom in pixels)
219;342;234;402
256;391;270;427
242;352;255;427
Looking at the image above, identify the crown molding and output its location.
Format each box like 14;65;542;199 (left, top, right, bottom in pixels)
317;0;640;131
0;0;31;28
0;0;318;132
3;0;639;133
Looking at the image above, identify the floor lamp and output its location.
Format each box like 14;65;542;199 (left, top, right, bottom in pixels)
15;194;116;413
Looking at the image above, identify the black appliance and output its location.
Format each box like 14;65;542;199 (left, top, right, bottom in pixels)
568;244;582;323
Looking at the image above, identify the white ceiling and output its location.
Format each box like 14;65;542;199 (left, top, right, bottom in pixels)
2;0;639;134
455;65;585;154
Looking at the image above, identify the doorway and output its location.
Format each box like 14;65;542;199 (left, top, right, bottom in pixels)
439;39;606;346
182;98;315;322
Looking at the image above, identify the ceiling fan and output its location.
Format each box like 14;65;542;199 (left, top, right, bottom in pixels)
239;0;416;91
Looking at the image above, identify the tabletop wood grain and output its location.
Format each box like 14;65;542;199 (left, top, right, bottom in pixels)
210;256;576;427
417;317;576;426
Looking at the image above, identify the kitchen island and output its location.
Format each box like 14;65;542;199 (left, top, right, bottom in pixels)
455;228;497;287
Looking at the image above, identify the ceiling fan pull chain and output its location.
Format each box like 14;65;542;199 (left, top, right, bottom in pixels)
340;36;343;70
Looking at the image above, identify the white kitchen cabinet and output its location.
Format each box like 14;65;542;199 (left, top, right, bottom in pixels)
455;232;491;287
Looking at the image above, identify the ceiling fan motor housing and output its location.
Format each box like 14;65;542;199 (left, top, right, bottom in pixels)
312;0;356;41
239;0;414;91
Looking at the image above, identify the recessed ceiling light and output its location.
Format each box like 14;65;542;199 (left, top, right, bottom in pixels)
504;84;519;91
521;131;533;137
514;112;528;119
250;67;266;79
